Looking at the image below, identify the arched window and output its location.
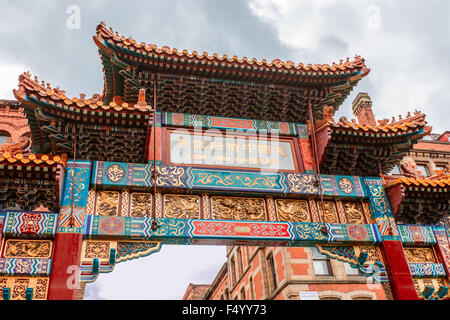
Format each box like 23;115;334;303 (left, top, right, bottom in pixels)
0;132;11;146
353;296;372;300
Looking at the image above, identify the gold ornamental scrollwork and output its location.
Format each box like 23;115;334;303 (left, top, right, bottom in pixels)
211;196;266;221
163;194;201;219
4;240;53;259
275;199;310;222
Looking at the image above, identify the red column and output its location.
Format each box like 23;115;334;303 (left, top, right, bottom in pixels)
47;232;83;300
381;240;418;300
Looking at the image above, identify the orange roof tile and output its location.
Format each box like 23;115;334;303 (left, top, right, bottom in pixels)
0;152;66;166
385;175;450;188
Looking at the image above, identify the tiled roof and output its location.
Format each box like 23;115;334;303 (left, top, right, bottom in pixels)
316;108;432;137
385;174;450;188
94;22;369;77
13;72;152;114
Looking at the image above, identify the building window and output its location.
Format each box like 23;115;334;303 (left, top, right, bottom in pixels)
416;164;430;177
230;257;236;286
266;252;277;292
353;296;372;300
435;164;447;173
311;247;333;276
0;132;10;146
345;263;362;276
388;165;401;175
249;277;255;300
240;287;246;300
320;296;341;300
237;247;243;277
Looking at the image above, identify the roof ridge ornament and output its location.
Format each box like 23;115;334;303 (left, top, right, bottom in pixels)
135;88;152;112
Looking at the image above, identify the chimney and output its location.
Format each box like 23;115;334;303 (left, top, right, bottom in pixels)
352;92;376;126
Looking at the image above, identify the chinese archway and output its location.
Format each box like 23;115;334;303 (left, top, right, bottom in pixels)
0;22;448;300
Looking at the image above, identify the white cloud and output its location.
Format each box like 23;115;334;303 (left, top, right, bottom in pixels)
85;245;226;300
0;61;27;99
248;0;449;132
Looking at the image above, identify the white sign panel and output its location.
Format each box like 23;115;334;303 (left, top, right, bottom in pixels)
299;291;319;300
169;130;297;171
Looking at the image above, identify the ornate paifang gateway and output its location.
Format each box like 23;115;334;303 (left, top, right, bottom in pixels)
0;22;448;301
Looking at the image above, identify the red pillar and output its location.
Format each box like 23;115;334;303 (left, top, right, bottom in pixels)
381;240;418;300
47;232;83;300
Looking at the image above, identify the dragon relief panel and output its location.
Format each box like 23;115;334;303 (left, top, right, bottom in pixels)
344;202;365;224
211;196;266;221
275;199;310;222
404;247;436;263
163;194;201;219
130;193;153;217
96;191;120;216
4;240;52;259
317;201;339;223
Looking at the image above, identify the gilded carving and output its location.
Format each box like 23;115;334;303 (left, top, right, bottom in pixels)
12;278;29;300
267;197;277;221
105;164;126;182
202;194;211;220
163;194;200;219
275;199;310;222
404;248;436;263
336;201;347;223
155;193;162;218
0;277;49;300
4;240;52;259
317;201;338;223
86;190;95;215
358;246;382;263
96;191;120;216
414;278;448;299
309;199;321;222
362;201;375;224
120;190;130;217
130;193;152;217
211;197;266;221
83;241;111;259
344;202;365;224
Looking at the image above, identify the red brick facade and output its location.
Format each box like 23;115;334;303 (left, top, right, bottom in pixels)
0;100;30;144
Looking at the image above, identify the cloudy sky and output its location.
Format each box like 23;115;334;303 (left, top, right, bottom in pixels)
1;1;449;299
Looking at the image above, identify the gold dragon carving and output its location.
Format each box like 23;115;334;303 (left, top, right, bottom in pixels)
344;202;365;224
96;191;120;216
130;193;153;217
163;194;200;219
212;196;266;221
4;240;52;259
275;199;310;222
